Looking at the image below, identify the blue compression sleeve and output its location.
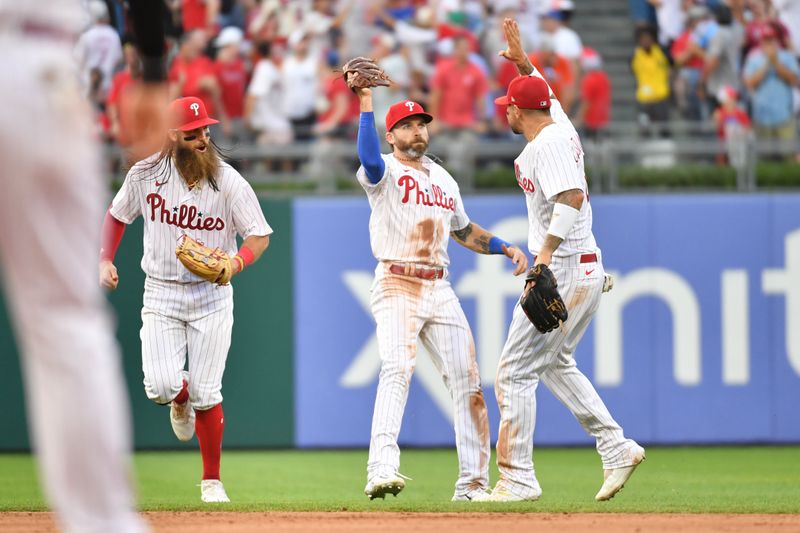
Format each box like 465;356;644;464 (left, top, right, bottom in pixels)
357;112;385;184
488;236;511;255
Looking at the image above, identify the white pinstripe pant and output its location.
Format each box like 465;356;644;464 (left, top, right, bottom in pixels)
141;278;233;410
367;265;490;495
495;256;635;498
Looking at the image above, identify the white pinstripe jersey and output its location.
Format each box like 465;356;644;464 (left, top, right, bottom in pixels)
512;68;597;258
111;155;272;282
357;153;469;267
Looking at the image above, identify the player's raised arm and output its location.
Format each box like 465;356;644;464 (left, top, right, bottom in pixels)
451;222;528;276
499;18;556;97
344;57;391;183
355;88;385;184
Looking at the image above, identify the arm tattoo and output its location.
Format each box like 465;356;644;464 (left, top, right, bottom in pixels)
475;234;490;253
451;223;474;243
518;59;534;76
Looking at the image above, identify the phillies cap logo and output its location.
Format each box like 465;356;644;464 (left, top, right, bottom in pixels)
189;102;200;116
405;101;415;111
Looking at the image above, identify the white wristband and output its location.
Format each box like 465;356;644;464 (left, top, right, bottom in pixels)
547;203;580;240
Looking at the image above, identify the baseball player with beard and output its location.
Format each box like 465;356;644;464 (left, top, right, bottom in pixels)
351;81;529;501
483;19;644;502
99;96;272;503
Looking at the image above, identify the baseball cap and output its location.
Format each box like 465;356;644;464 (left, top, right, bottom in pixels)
215;26;244;48
169;97;219;131
494;76;551;110
385;100;433;131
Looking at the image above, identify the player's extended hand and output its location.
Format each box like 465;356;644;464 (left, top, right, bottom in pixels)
499;18;528;65
502;244;528;276
99;260;119;291
121;82;169;163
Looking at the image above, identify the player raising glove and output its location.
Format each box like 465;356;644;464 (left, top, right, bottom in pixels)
520;264;568;333
342;56;391;91
176;234;233;285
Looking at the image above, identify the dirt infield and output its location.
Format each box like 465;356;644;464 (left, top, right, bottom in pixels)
2;512;799;532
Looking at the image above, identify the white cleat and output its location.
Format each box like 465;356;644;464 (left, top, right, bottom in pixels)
364;473;407;500
200;479;230;503
452;487;492;502
484;481;541;502
170;372;194;441
595;445;646;501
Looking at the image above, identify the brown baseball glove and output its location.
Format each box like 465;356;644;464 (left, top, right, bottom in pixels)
175;234;233;285
342;56;391;91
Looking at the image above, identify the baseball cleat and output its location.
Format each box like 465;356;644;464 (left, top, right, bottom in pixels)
200;479;230;503
364;473;407;500
484;481;541;502
452;487;492;502
169;372;195;441
595;444;646;501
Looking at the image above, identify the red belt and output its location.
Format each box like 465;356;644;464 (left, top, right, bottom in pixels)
534;253;597;263
389;264;446;280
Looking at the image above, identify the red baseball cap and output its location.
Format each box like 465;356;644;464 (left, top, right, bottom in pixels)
385;100;433;131
494;76;551;110
169;96;219;131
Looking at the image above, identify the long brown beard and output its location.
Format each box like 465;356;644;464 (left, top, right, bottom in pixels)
174;143;220;186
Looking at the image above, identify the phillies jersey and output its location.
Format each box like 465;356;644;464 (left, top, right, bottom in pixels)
514;122;597;258
111;156;272;282
357;153;469;267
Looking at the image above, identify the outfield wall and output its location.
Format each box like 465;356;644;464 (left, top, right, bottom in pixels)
1;194;799;450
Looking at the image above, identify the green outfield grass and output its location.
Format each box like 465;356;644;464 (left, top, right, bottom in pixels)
1;447;799;513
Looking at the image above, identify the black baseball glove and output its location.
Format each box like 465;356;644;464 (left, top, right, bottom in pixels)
520;264;568;333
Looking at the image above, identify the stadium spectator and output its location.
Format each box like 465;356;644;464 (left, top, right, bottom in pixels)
368;33;412;129
181;0;220;35
742;26;800;159
75;0;122;96
314;55;360;138
701;4;743;113
648;0;685;48
540;8;583;73
772;0;800;55
713;85;752;166
577;47;612;140
213;26;248;142
530;34;575;113
671;5;707;120
429;32;488;190
281;30;320;141
107;36;142;148
169;29;226;129
743;0;791;56
631;25;671;136
375;3;438;77
245;41;292;146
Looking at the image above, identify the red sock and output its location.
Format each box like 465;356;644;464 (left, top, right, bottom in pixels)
195;403;224;480
173;379;189;404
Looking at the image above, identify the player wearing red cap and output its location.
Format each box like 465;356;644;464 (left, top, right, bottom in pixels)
99;96;272;503
352;84;529;501
483;19;644;503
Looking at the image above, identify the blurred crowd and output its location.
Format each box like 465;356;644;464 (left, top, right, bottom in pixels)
630;0;800;161
77;0;611;164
